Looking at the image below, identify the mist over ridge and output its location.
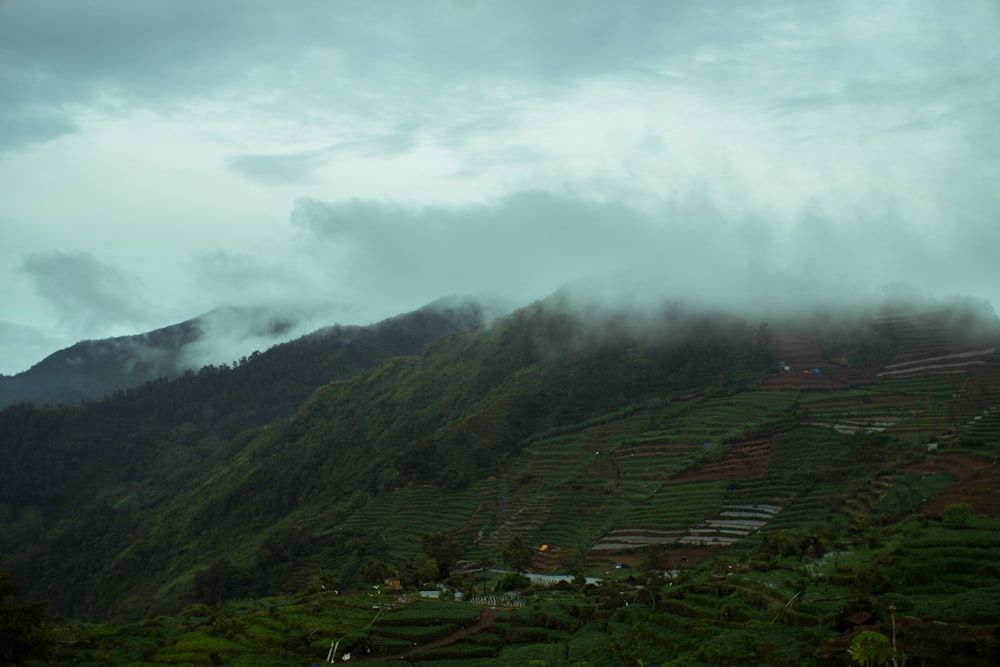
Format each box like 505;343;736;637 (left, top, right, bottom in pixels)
1;0;998;374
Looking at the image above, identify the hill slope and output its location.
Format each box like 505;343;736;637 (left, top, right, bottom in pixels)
5;295;1000;630
0;298;488;559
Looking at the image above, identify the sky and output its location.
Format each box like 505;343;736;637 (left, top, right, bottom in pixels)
2;0;999;375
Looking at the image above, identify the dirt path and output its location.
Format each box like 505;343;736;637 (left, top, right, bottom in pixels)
348;606;500;663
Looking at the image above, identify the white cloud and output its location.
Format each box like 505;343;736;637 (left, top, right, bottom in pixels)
0;0;998;374
17;251;151;334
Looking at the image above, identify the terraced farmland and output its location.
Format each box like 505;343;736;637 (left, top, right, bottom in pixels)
439;305;1000;576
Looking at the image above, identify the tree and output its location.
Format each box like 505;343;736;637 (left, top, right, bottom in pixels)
502;534;534;574
362;561;398;585
0;570;50;664
412;552;438;585
557;548;589;586
849;630;894;667
638;544;671;611
194;557;240;606
421;531;462;578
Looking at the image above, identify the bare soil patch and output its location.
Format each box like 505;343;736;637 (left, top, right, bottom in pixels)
904;453;1000;516
759;334;860;390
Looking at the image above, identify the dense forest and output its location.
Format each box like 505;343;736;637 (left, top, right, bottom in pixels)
0;299;486;556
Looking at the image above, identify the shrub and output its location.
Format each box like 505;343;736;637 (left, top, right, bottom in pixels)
941;503;974;529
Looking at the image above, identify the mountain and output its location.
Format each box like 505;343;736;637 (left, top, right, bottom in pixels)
0;306;305;410
0;297;489;558
3;293;1000;665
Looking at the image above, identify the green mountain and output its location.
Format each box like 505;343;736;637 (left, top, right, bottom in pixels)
0;298;488;558
4;293;1000;665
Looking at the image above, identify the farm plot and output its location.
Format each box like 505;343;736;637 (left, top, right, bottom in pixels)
333;484;487;561
792;386;909;432
951;406;1000;449
641;396;757;444
766;334;827;371
904;453;1000;516
344;599;493;661
760;333;852;390
483;399;785;558
610;439;699;500
672;436;772;483
766;426;860;478
886;518;1000;625
806;415;901;435
681;503;782;546
876;347;995;379
875;306;999;363
472;424;646;560
590;481;730;553
723;477;798;509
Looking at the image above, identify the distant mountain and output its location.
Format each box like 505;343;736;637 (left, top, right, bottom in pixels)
4;293;1000;630
0;306;303;410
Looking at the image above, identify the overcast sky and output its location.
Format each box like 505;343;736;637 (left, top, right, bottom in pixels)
2;0;999;374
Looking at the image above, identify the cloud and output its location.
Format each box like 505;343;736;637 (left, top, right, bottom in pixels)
290;191;645;306
4;1;989;154
1;0;998;375
17;251;152;336
227;149;331;186
190;250;322;308
227;127;416;184
0;106;77;152
0;320;64;376
289;187;1000;318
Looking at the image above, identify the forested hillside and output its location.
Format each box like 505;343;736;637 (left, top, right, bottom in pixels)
0;316;202;409
0;299;487;558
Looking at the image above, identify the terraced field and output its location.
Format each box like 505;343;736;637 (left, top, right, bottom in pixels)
904;453;1000;516
332;482;495;562
318;304;1000;593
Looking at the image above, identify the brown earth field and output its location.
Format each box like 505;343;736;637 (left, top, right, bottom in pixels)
671;436;771;482
759;333;872;390
903;453;1000;516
